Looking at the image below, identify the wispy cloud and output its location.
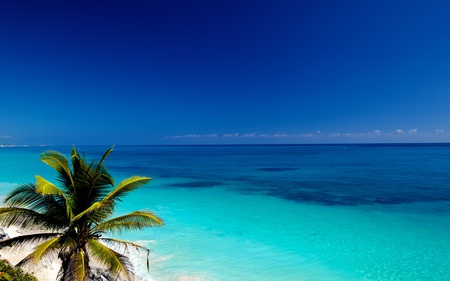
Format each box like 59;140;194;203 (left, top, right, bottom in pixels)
395;128;419;134
224;133;239;137
243;133;256;138
165;134;219;139
164;129;449;140
1;135;11;139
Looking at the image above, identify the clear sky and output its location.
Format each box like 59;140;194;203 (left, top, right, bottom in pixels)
1;1;450;145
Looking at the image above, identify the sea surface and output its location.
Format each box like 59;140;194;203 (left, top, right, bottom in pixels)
1;144;450;280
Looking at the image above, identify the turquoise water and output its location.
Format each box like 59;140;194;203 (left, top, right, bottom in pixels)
1;145;450;280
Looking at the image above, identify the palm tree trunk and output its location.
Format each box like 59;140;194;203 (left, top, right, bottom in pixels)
57;247;91;281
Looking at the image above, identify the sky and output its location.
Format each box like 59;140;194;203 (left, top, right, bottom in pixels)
1;0;450;145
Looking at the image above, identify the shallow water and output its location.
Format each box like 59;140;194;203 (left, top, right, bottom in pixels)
1;144;450;280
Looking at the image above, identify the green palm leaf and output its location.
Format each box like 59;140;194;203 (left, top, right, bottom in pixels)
35;176;64;196
87;239;134;281
16;236;64;267
40;150;74;188
71;201;106;222
96;146;115;173
35;176;74;219
3;184;40;207
2;184;68;227
85;173;114;206
99;238;151;271
94;210;164;234
72;177;151;222
0;233;61;250
99;237;150;253
0;207;65;230
104;176;152;202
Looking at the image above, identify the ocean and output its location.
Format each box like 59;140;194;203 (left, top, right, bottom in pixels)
1;144;450;280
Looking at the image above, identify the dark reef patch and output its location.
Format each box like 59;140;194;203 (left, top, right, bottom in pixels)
263;189;450;206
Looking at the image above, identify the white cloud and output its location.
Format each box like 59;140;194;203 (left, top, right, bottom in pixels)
165;134;218;139
1;135;11;139
165;128;448;141
243;133;256;137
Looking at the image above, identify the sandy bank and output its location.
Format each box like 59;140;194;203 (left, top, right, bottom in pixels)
0;226;59;281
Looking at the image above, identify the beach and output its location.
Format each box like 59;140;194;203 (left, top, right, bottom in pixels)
0;226;59;281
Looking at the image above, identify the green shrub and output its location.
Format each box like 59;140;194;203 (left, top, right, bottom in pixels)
0;259;38;281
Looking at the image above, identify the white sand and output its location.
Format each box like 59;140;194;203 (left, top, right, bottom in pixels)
0;226;59;281
0;227;159;281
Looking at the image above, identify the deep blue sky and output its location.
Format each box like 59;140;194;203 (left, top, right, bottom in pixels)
1;1;450;145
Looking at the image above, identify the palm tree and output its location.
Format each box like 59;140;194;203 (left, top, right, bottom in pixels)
0;146;164;281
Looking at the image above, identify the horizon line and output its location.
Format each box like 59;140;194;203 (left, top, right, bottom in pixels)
2;142;450;148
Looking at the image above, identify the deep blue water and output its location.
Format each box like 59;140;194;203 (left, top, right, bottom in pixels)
104;144;450;206
1;144;450;280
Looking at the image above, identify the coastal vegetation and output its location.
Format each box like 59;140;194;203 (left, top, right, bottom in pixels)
0;146;164;280
0;260;37;281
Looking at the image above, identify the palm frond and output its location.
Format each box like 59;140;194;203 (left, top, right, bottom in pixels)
0;207;66;230
2;184;68;225
35;176;74;219
86;173;114;205
70;149;114;214
4;184;51;208
71;177;152;223
40;150;74;188
93;210;164;234
71;201;108;223
71;146;78;159
35;176;65;197
0;233;61;250
99;237;150;254
87;239;134;281
70;147;92;201
16;236;65;267
99;238;151;272
104;176;152;202
96;146;115;173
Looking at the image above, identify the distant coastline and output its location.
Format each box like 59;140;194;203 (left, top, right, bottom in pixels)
0;144;31;147
2;142;450;148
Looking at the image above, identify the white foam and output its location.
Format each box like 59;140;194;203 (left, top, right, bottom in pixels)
133;239;157;246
